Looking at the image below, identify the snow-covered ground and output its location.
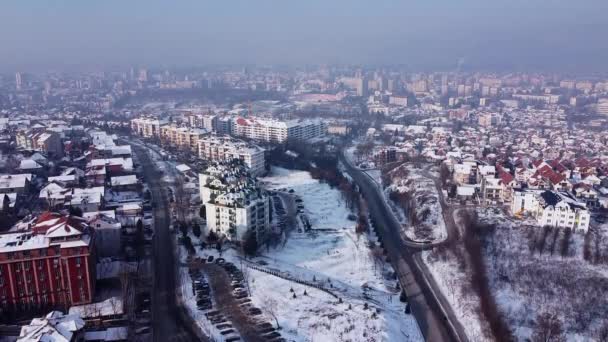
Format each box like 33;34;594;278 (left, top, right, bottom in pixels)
247;167;423;341
423;207;608;341
478;208;608;341
384;164;447;243
421;249;490;341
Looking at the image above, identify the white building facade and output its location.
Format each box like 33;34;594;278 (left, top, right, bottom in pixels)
231;117;325;143
511;190;590;232
199;162;270;242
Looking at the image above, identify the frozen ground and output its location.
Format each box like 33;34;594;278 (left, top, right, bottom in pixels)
384;164;447;243
244;167;423;341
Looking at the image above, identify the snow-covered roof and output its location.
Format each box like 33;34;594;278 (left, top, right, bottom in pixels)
110;175;138;187
176;164;191;173
69;297;123;319
19;159;43;170
0;174;32;190
18;311;85;342
457;185;476;196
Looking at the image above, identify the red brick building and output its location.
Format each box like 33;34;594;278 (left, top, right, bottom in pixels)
0;212;95;312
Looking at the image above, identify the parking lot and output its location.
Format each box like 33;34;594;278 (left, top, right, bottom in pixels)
186;257;285;342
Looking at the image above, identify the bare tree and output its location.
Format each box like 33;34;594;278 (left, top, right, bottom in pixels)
173;175;189;224
439;162;452;187
531;313;565;342
264;297;281;330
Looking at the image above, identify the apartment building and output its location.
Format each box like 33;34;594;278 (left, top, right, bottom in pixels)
160;125;207;152
130;117;170;138
197;136;266;176
187;114;216;131
0;212;96;310
199;162;270;242
231;117;325;143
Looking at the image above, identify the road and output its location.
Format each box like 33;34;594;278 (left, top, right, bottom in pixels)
340;153;468;342
131;142;201;342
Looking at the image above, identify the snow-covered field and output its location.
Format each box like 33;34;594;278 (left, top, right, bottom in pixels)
249;167;423;341
384;164;447;242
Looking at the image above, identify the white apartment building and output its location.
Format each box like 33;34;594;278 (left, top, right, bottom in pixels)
130;117;170;138
198;136;266;176
511;190;590;232
160;125;207;152
199;162;270;242
231;117;325;143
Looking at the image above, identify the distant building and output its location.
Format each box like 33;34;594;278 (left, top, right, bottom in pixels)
213;116;233;135
356;77;368;97
160;125;207;152
478;113;501;127
231;117;325;143
15;72;23;90
596;99;608;116
188;114;216;131
130;117;170;138
389;95;408;107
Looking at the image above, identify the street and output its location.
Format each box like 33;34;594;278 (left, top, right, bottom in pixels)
340;153;468;342
131;143;201;342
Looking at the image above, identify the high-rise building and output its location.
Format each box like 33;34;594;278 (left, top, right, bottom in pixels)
199;161;270;242
15;72;22;90
356;77;368;97
197;136;266;176
138;69;148;82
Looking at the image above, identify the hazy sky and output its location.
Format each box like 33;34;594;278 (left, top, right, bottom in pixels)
1;0;607;71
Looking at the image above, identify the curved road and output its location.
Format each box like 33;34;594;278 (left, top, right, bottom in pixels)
340;153;468;342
